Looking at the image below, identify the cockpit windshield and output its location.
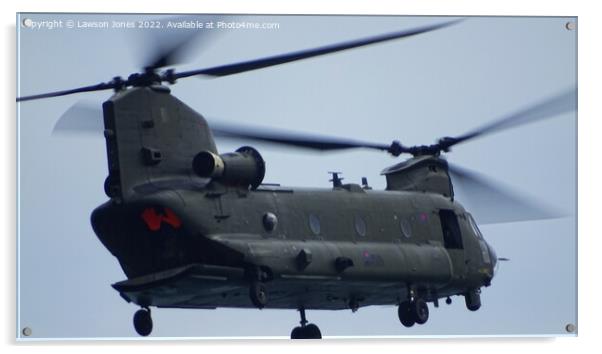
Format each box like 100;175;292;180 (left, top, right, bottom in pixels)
467;213;483;239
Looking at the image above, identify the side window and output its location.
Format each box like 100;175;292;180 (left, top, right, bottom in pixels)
354;215;367;237
308;213;321;236
439;209;463;249
400;218;412;238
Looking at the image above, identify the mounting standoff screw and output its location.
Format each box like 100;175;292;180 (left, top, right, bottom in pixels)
22;327;32;336
565;22;576;31
565;323;576;333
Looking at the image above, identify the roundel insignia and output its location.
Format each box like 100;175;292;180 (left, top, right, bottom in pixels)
141;207;182;231
141;208;161;231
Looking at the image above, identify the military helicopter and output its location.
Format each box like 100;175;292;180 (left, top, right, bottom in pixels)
17;17;575;339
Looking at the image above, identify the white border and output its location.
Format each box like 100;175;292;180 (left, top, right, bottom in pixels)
3;1;599;353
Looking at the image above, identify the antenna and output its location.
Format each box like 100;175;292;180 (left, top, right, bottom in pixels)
328;171;343;188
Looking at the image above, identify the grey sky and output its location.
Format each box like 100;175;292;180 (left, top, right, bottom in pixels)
16;14;576;339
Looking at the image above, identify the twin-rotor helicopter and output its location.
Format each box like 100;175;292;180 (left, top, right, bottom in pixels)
18;17;575;339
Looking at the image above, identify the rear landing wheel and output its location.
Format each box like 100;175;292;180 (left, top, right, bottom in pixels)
290;323;321;339
291;326;304;339
290;308;322;339
133;308;153;336
304;323;322;339
398;301;415;327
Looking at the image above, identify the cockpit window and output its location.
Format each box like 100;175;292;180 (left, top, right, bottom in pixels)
467;214;483;239
439;209;463;249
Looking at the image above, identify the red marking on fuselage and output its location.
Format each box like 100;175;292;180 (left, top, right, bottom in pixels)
141;207;182;231
141;208;162;231
162;208;182;228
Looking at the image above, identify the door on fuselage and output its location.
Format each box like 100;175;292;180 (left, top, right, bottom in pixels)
439;209;466;280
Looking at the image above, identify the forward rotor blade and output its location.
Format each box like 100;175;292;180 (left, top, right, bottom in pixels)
52;101;104;135
441;89;576;150
140;15;223;70
448;163;564;225
175;19;462;79
17;82;115;102
211;122;392;152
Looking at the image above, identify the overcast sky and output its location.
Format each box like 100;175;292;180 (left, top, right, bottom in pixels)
16;14;576;339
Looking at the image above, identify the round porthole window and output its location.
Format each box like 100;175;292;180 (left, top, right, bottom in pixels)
400;219;412;238
309;214;321;235
262;212;278;232
354;216;367;237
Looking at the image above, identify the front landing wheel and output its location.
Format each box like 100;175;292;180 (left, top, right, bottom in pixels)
133;308;153;336
465;289;481;311
411;298;429;325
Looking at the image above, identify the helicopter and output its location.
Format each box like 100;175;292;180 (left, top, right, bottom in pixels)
17;17;576;339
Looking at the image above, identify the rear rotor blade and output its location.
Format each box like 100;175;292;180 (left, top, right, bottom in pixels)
144;30;201;70
17;19;461;102
439;89;576;150
448;163;564;225
17;82;115;102
52;101;104;135
175;19;462;79
211;122;394;153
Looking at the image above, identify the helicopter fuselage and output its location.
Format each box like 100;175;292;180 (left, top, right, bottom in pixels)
17;16;574;338
88;86;495;325
92;181;496;311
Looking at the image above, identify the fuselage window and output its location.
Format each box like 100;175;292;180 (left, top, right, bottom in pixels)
354;216;367;237
309;213;321;236
400;219;412;238
262;212;278;232
439;209;463;249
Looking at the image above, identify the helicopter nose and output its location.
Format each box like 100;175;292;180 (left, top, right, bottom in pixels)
487;242;498;275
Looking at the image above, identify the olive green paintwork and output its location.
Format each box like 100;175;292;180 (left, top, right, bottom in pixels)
93;87;496;312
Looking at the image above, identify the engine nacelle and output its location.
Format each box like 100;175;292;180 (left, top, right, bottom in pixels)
192;146;265;189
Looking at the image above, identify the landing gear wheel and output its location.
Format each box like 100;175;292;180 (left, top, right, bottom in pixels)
398;301;415;327
290;308;322;339
291;326;304;339
290;324;321;339
465;289;481;311
411;298;429;325
133;308;153;336
304;323;322;339
249;281;268;308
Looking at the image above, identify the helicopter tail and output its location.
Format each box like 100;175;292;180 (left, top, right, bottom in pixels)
102;86;217;202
